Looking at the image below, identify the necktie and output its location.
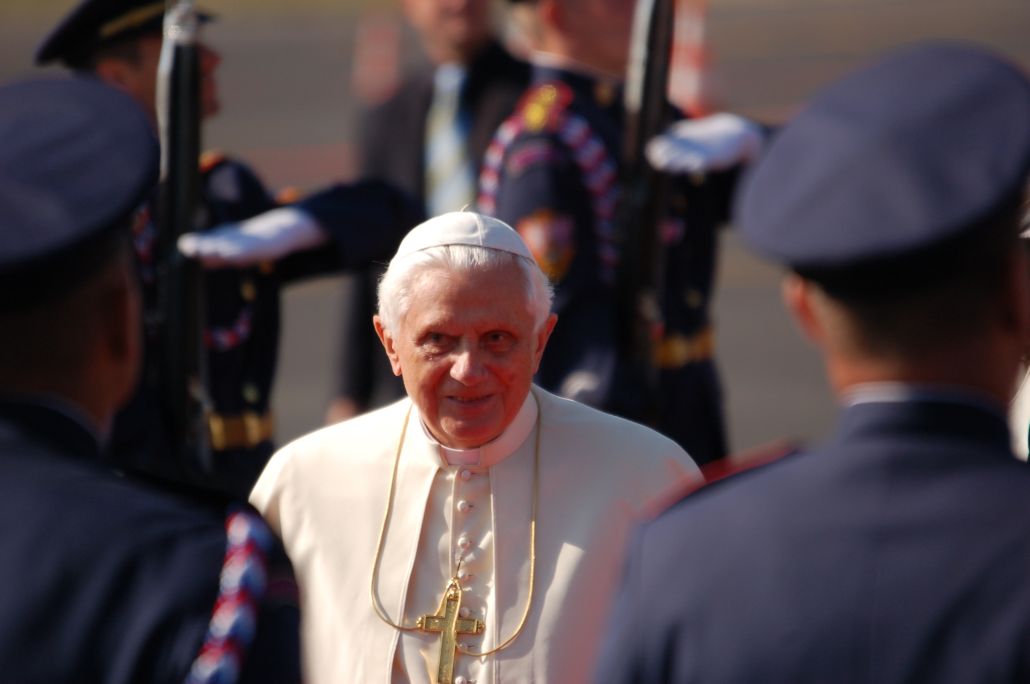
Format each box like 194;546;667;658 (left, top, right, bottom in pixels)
424;64;475;216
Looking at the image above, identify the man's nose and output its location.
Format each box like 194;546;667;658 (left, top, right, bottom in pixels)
450;346;487;383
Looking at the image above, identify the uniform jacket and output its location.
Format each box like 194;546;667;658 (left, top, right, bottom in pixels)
334;40;530;412
480;63;734;463
251;386;699;683
110;156;419;500
109;155;278;500
597;396;1030;683
0;399;300;684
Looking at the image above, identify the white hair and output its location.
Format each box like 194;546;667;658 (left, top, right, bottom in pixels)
377;245;554;334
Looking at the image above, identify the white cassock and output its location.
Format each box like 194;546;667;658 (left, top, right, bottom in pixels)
251;386;700;683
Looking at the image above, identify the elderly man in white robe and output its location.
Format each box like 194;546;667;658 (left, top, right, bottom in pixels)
251;211;700;683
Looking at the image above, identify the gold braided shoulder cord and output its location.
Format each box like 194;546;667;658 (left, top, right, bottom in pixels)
369;393;541;658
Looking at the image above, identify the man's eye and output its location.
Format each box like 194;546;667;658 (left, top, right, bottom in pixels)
484;332;514;352
419;333;451;352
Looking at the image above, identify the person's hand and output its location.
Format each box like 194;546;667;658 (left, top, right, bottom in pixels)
646;112;765;175
178;207;329;268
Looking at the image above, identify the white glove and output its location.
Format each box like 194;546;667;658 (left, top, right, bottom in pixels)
178;206;330;268
646;112;765;175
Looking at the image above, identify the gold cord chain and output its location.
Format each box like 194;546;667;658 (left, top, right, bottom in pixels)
369;393;540;658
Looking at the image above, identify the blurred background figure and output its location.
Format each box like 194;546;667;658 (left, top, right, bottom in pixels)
37;0;419;500
35;0;287;499
597;42;1030;683
476;0;754;465
325;0;531;423
0;76;299;684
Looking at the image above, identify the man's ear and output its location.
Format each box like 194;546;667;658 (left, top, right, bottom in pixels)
1003;246;1030;350
373;315;403;376
96;252;143;410
782;273;826;347
93;58;134;94
532;313;558;373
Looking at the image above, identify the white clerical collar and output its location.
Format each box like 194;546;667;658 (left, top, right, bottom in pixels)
418;391;538;468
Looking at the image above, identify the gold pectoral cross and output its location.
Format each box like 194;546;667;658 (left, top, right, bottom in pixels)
416;578;485;684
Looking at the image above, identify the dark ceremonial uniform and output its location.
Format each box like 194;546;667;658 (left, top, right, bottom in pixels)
335;40;530;414
112;156;420;500
597;43;1030;683
0;400;301;684
597;398;1030;683
33;0;420;498
111;152;277;500
0;75;300;684
478;65;732;464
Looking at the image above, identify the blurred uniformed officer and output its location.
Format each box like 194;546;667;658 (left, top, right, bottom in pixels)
0;76;299;684
37;0;419;499
476;0;758;465
597;43;1030;683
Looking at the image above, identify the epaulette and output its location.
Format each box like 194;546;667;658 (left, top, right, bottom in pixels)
644;440;803;520
184;506;274;684
199;149;228;175
520;82;574;133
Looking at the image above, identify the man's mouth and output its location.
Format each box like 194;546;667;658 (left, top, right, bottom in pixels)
447;394;493;407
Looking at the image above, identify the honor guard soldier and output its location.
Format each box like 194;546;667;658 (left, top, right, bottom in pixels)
597;43;1030;683
37;0;420;500
0;77;300;684
476;0;755;465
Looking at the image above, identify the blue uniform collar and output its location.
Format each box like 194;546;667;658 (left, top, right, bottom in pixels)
833;389;1012;457
528;59;623;111
0;396;102;464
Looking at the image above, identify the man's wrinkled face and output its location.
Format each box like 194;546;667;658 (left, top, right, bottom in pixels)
376;260;556;449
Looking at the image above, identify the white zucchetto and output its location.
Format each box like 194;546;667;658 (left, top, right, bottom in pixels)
393;211;534;262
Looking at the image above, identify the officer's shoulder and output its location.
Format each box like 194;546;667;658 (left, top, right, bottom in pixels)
124;496;282;680
200;149;261;179
650;440;804;517
104;471;235;538
509;81;576;136
499;81;608;176
199;149;272;211
200;149;265;189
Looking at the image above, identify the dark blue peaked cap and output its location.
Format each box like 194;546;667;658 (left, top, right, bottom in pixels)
736;42;1030;279
0;77;158;306
36;0;213;66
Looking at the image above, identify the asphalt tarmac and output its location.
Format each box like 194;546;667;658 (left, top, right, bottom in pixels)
2;0;1028;456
